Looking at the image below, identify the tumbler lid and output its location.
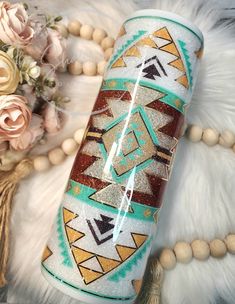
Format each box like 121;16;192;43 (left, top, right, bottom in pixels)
125;9;204;43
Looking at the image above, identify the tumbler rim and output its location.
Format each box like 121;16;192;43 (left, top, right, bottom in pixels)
125;9;204;43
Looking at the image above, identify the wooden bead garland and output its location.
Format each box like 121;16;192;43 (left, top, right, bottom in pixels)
158;234;235;271
186;124;235;152
64;19;114;76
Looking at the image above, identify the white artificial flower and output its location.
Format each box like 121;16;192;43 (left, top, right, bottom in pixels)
20;55;41;85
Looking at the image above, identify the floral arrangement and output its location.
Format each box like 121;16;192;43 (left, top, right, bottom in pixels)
0;1;68;160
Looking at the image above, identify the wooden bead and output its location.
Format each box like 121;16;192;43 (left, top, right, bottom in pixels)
219;130;235;148
225;234;235;254
174;242;193;264
104;47;113;61
187;125;203;143
62;138;78;155
80;24;94;40
83;61;97;76
97;60;107;76
68;20;81;36
159;248;176;270
48;148;66;165
92;28;107;44
74;129;84;144
191;240;210;261
101;36;115;50
33;156;50;172
202;128;219;146
55;23;69;38
210;239;227;258
68;61;82;75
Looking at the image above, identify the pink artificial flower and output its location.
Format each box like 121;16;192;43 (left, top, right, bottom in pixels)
21;84;37;110
0;1;34;47
25;22;49;61
45;28;67;69
0;95;32;141
10;114;44;151
43;103;64;134
40;64;58;100
0;141;8;155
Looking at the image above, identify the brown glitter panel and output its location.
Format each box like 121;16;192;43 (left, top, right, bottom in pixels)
69;88;184;209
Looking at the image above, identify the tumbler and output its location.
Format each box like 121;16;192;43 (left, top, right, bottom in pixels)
41;9;204;304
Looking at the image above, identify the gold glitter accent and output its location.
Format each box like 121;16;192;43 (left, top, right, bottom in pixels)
175;99;182;108
102;111;156;176
144;209;152;217
87;132;102;138
73;186;80;195
109;80;117;87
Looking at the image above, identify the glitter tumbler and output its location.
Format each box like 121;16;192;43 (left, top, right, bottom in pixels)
41;9;203;304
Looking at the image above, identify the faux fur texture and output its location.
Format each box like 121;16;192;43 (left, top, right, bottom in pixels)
4;0;235;303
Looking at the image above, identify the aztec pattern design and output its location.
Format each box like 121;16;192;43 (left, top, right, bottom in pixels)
42;13;203;303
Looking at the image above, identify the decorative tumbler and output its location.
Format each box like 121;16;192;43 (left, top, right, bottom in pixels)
41;9;204;304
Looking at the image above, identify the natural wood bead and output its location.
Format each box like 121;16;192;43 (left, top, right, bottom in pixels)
159;248;176;270
97;60;107;76
68;61;83;75
174;242;193;264
62;138;78;155
92;28;107;44
68;20;81;36
225;234;235;254
101;36;115;50
80;24;94;40
48;148;66;165
104;47;113;61
83;61;97;76
191;240;210;261
74;129;84;144
202;128;219;146
187;125;203;143
210;239;227;258
55;23;69;38
33;156;50;172
219;130;235;148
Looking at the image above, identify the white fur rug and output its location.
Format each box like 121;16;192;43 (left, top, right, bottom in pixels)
4;0;235;303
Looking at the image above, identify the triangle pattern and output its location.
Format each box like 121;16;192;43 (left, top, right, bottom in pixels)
42;246;53;262
132;233;148;248
153;27;172;41
116;245;136;261
79;266;103;285
124;46;141;58
63;208;78;225
65;226;85;244
81;256;104;273
160;42;180;57
117;26;127;38
136;37;158;48
71;246;95;264
97;255;121;273
111;57;126;68
132;279;143;294
176;74;189;89
169;58;185;72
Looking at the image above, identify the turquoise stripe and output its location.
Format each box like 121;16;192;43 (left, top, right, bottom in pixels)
67;180;158;223
178;40;193;88
42;264;136;301
124;15;203;44
101;78;186;114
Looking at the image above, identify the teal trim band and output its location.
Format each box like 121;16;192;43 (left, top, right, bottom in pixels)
109;236;153;282
178;40;193;88
57;207;73;267
102;78;186;114
42;264;136;301
67;180;158;223
124;15;203;44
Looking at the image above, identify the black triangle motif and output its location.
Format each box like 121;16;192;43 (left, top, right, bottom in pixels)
94;214;115;235
137;56;167;80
